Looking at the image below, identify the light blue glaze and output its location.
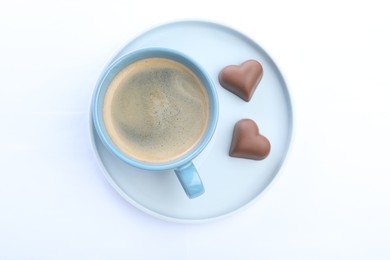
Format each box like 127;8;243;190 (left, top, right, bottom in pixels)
92;48;218;199
175;162;204;199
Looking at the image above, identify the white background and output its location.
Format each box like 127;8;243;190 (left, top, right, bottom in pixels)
1;0;389;259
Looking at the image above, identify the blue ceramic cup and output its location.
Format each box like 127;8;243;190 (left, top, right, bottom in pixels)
92;48;218;199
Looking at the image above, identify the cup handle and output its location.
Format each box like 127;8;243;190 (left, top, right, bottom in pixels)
174;162;205;199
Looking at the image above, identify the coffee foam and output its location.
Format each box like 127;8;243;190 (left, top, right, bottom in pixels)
103;58;210;163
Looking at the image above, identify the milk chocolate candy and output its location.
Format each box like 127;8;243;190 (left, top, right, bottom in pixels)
219;60;263;102
229;119;270;160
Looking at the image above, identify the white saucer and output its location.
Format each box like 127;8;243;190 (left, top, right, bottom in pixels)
91;20;293;223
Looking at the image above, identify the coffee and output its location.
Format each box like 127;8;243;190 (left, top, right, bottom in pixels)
103;57;210;163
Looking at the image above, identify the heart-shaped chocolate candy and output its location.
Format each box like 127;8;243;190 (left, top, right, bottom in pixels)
219;60;263;102
229;119;270;160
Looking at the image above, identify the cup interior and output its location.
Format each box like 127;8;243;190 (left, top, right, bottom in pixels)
92;48;218;171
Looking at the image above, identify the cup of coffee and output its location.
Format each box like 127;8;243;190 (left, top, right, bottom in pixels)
92;48;218;199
